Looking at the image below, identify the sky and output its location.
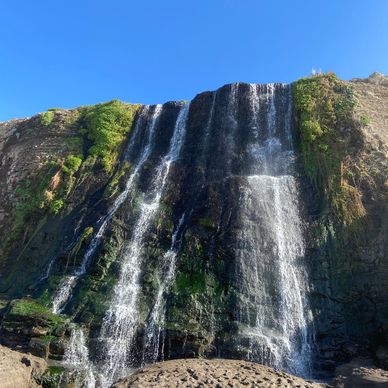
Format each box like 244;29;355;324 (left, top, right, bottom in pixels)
1;0;388;121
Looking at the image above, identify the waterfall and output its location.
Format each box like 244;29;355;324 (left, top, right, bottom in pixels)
141;212;186;364
51;105;162;313
63;328;96;388
53;82;314;386
98;103;190;386
235;83;312;376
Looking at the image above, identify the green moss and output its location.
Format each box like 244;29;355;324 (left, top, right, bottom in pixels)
175;271;207;294
103;161;131;198
80;100;140;172
68;226;94;260
36;365;66;388
39;111;55;126
66;136;84;153
197;217;214;229
12;161;58;234
62;155;83;174
360;114;371;126
8;298;65;326
11;156;76;227
40;334;55;346
292;73;365;226
47;366;66;374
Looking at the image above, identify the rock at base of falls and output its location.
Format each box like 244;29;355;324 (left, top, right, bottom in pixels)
333;358;388;388
111;358;327;388
0;344;47;388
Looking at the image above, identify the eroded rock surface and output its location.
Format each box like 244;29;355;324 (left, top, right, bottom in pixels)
333;358;388;387
0;344;47;388
111;359;327;388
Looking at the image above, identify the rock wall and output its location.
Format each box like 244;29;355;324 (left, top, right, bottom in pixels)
0;74;387;381
293;73;388;375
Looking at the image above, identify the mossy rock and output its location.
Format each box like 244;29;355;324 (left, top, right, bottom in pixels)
1;298;68;358
5;298;65;327
36;365;66;388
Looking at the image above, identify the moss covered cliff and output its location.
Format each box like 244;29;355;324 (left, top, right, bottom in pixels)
0;74;387;379
293;73;388;373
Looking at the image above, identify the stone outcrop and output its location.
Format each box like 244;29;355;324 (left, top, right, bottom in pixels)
0;344;47;388
333;358;388;387
293;74;388;374
111;359;326;388
0;298;68;358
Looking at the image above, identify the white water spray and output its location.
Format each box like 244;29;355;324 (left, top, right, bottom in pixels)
141;212;186;364
52;105;162;313
236;84;312;376
98;103;190;386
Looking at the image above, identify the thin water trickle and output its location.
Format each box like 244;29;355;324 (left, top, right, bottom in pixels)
51;105;162;314
98;103;190;386
141;212;186;364
63;328;96;388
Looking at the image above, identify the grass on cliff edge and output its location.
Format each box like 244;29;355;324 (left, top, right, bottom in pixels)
292;72;366;226
80;99;140;173
8;100;139;237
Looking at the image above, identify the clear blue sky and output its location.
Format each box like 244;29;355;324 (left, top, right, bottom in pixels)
1;0;388;121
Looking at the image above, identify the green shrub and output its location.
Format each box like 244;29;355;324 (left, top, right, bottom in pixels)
63;155;82;174
49;199;64;214
40;111;55;126
292;73;365;225
300;119;323;142
81;100;140;172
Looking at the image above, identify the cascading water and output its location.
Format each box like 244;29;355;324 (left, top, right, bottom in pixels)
234;83;312;376
97;103;190;386
51;105;162;313
52;82;314;386
63;327;96;388
141;212;186;364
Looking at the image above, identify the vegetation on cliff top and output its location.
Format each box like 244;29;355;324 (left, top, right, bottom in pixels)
39;110;55;126
1;100;140;276
80;99;140;173
292;73;365;226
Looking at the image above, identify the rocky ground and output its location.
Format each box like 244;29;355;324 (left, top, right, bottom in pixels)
112;358;388;388
1;345;388;387
0;344;47;388
112;359;327;388
333;358;388;387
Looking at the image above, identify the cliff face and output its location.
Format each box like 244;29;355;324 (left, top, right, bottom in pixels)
293;74;388;374
0;74;387;384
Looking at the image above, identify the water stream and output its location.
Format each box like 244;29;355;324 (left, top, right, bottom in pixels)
97;103;190;386
57;83;313;386
52;105;162;313
234;84;312;375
